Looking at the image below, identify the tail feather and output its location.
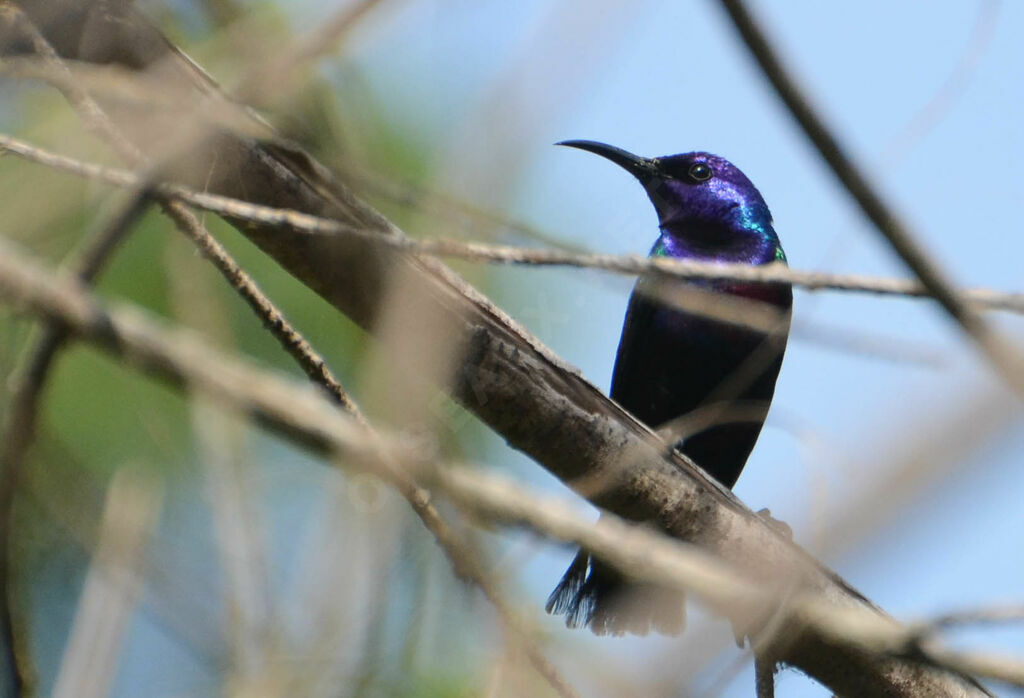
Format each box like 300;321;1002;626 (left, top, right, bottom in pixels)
547;549;685;636
545;550;594;628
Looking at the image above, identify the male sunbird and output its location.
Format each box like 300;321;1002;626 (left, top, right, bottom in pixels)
547;141;792;635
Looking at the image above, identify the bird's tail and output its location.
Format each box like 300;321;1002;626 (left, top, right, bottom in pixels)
546;548;686;636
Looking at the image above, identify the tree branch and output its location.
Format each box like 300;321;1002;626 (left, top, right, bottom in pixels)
0;235;1008;693
0;190;153;696
2;132;1024;315
715;0;1024;396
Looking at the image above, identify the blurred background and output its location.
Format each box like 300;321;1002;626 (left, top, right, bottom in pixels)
1;0;1023;695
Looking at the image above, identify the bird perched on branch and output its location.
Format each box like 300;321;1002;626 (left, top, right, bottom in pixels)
546;141;792;635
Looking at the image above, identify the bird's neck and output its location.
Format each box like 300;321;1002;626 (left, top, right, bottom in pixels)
652;224;791;308
653;220;783;267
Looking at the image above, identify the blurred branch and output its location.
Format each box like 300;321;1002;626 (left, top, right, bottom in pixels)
810;386;1016;559
233;0;389;107
3;133;1024;316
164;201;368;415
23;437;230;670
912;606;1024;640
0;4;143;162
0;239;1008;692
0;57;272;138
340;162;583;250
0;13;575;693
51;469;162;698
716;0;1024;396
789;318;950;368
0;191;153;696
884;0;1000;163
196;0;244;29
0;3;996;694
0;235;996;696
167;252;276;682
390;481;580;698
0;55;593;250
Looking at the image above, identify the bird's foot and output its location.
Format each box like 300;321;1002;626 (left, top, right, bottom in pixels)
756;508;792;540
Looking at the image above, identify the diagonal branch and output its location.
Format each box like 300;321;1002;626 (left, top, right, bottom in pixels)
715;0;1024;396
0;237;1005;693
0;190;153;696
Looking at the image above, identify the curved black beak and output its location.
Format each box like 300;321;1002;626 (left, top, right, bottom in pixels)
556;140;658;181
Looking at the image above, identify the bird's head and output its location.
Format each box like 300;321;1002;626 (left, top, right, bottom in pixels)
558;140;783;264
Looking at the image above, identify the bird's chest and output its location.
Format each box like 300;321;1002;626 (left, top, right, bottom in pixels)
650;278;788;357
649;303;764;382
612;280;791;425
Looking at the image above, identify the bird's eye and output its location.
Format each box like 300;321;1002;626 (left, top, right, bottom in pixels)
687;162;713;183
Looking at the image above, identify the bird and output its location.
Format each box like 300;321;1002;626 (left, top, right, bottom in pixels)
546;140;793;636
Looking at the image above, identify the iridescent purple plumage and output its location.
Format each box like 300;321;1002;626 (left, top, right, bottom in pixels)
547;142;792;635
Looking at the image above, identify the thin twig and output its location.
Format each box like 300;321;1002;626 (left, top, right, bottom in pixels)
914;606;1024;639
161;200;367;416
3;132;1024;316
234;0;389;104
51;470;162;698
883;0;1000;163
0;190;152;697
716;0;1024;396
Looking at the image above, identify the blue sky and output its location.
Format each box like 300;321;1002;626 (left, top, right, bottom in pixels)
322;1;1024;694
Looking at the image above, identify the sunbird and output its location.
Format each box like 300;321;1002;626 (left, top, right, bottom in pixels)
547;141;792;635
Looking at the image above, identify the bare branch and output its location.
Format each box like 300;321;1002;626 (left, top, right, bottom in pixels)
51;470;162;698
233;0;390;107
716;0;1024;396
162;199;367;416
3;132;1024;316
882;0;1000;163
914;606;1024;639
0;190;153;696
